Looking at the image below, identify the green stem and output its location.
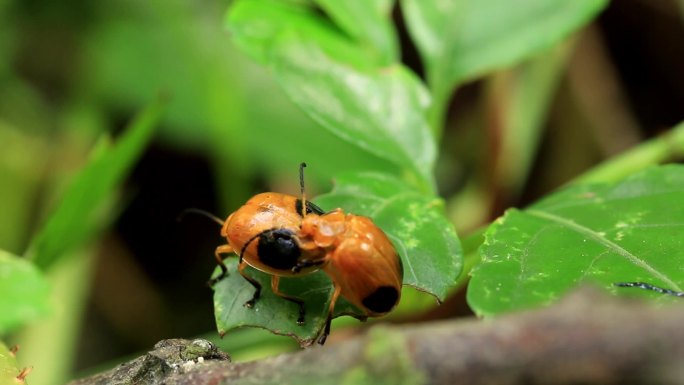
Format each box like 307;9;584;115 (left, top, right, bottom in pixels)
15;248;95;385
453;226;486;288
572;121;684;185
425;72;451;142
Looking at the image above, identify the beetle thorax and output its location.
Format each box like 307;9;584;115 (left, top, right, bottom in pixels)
300;209;347;250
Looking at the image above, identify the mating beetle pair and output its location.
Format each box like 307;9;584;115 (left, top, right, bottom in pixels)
209;163;403;344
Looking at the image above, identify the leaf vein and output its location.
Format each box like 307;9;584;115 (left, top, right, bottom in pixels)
527;209;681;291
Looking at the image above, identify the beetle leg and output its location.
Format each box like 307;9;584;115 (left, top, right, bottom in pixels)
207;244;234;286
239;259;262;308
271;276;306;325
318;281;342;345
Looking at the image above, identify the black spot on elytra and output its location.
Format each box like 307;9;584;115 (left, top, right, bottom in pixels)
295;199;325;217
362;286;399;314
257;228;301;270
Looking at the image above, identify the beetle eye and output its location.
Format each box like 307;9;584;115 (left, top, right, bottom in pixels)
257;228;301;270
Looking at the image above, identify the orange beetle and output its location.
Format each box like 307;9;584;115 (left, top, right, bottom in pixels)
212;163;403;343
212;191;327;324
299;209;403;342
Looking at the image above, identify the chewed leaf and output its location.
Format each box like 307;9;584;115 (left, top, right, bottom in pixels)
314;172;463;301
213;261;362;347
468;165;684;316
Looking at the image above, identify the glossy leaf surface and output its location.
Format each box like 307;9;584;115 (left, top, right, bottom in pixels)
468;165;684;316
273;42;435;190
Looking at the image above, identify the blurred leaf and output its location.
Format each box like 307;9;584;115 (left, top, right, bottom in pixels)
468;165;684;316
244;88;401;191
314;172;462;301
0;0;15;80
228;0;436;191
0;123;47;254
213;261;361;347
313;0;398;65
273;41;436;191
0;250;50;334
486;43;571;204
401;0;608;106
28;100;163;270
82;0;248;157
227;0;373;68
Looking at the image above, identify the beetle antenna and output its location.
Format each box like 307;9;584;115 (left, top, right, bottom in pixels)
177;208;224;227
614;281;684;297
239;232;263;263
299;162;307;216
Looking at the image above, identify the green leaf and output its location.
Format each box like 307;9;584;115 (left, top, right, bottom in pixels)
468;165;684;316
227;0;373;68
29;100;163;270
273;41;436;191
314;172;462;301
228;0;437;191
401;0;608;103
213;261;361;347
313;0;398;65
0;340;22;385
0;250;50;334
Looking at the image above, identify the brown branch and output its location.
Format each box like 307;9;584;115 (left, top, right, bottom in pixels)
69;288;684;385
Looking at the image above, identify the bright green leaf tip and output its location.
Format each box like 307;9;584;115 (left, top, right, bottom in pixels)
27;99;164;270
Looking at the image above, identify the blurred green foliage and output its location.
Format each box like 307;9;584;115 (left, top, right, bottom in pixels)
0;250;49;335
0;340;24;385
